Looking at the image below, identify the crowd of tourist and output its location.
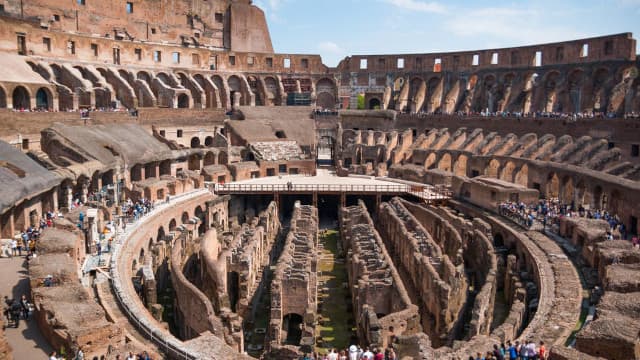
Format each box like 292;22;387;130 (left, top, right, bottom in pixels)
121;198;154;223
465;339;546;360
410;109;629;120
313;108;339;116
300;345;396;360
498;198;637;245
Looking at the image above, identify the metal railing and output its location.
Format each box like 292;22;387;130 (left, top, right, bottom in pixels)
110;190;210;360
212;182;452;201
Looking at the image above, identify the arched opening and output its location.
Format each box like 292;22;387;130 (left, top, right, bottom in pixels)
316;78;336;109
169;219;177;232
0;86;6;108
453;154;468;177
177;94;189;108
485;159;501;178
368;98;381;110
190;137;201;148
610;189;622;216
227;75;242;106
188;154;201;170
204;136;214;147
12;86;30;110
228;271;240;312
157;226;165;242
218;151;228;165
159;160;171;176
561;176;574;205
282;313;304;345
35;88;50;110
437;153;452;172
499;161;516;182
130;164;143;182
576;180;587;207
494;233;505;248
137;71;152;85
514;164;529;187
424;153;437;169
203;152;216;166
546;173;560;199
181;212;190;224
195;206;206;236
593;185;603;209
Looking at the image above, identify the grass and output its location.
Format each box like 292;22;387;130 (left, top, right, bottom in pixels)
315;229;356;354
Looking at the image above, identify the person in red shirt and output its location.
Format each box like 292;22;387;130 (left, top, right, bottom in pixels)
539;340;547;359
373;348;384;360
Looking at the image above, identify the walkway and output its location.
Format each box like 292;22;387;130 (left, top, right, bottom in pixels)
0;256;52;359
214;169;451;201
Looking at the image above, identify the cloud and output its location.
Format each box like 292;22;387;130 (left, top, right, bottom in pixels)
382;0;446;14
445;6;585;45
318;41;344;54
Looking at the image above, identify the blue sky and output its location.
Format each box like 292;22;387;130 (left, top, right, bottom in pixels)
252;0;640;67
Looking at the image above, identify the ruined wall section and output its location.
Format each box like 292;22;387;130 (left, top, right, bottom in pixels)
226;201;280;317
376;197;467;347
401;201;499;340
269;202;318;355
340;200;421;348
170;229;244;350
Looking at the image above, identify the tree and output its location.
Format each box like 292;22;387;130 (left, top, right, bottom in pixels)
357;93;365;110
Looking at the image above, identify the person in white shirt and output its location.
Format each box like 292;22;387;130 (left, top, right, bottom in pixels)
328;348;338;360
361;347;374;360
348;345;358;360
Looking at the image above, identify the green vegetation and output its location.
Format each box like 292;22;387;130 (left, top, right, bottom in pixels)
315;229;356;354
356;94;365;110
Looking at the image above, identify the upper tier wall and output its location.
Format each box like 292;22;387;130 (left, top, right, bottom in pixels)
337;33;636;73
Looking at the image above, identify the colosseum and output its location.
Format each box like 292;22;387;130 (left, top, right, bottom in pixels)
0;1;638;359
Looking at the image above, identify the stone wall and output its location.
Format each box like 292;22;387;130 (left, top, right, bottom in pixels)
376;197;467;347
340;200;421;348
269;202;318;357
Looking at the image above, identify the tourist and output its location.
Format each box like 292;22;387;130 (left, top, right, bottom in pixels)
386;348;396;360
339;349;347;360
20;294;30;320
373;347;383;360
348;345;358;360
525;339;537;359
493;344;505;360
475;352;485;360
49;351;58;360
10;238;17;257
126;352;136;360
507;340;517;359
538;341;546;360
328;348;338;360
361;347;374;359
74;346;84;360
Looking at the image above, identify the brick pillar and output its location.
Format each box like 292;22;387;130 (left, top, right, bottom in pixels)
52;188;59;212
81;180;89;203
66;186;73;209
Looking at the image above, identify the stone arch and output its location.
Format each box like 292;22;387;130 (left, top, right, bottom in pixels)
453;154;468;177
0;84;7;108
137;71;152;85
190;137;201;148
575;180;587;206
425;76;442;113
247;75;262;106
35;87;52;110
203;152;216;166
263;76;279;106
408;77;426;113
514;164;529;187
227;75;243;105
157;226;165;242
437;153;452;172
424;153;437;169
169;218;177;232
592;67;610;111
609;189;622;216
282;313;304;345
593;185;603;209
119;69;134;85
316;77;337;109
499;161;516;182
188;154;201;170
193;73;218;108
194;205;206;235
368;98;381;109
204;136;214;147
181;211;190;224
543;70;561;112
177;94;189;108
485;159;500;178
12;86;31;110
218;151;228;165
546;172;560;199
560;175;574;205
493;233;505;248
156;72;172;85
212;75;228;108
159;160;171;176
567;68;585;113
481;74;498;112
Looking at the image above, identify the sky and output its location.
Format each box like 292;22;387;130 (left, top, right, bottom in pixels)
252;0;640;67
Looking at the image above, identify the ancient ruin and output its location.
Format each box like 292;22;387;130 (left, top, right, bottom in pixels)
0;1;638;359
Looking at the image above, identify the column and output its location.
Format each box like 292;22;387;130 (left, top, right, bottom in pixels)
81;180;89;203
66;186;73;209
52;188;59;212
